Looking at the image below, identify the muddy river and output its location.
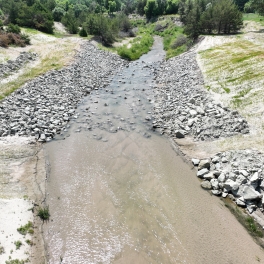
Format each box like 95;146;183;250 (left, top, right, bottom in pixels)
44;37;264;264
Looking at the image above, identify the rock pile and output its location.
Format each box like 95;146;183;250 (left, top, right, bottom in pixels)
152;51;249;140
0;52;37;79
0;42;127;141
193;149;264;213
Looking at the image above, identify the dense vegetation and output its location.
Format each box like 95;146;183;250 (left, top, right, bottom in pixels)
179;0;243;39
0;23;30;47
0;0;263;57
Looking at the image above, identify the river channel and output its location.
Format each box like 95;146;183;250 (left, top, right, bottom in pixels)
44;37;264;264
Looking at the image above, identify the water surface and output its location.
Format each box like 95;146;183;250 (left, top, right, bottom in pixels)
44;37;264;264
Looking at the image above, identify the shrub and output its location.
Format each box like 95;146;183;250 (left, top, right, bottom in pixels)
17;221;34;236
14;241;22;250
79;28;87;37
5;259;25;264
20;33;30;45
0;34;10;47
171;34;188;49
7;33;26;47
6;24;21;34
37;206;50;221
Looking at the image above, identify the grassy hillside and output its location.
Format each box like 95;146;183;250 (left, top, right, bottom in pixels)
197;17;264;151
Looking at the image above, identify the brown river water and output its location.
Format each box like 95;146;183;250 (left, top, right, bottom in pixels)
44;37;264;264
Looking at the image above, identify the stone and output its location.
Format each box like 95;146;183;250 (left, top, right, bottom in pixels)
236;198;246;207
243;186;262;200
203;172;215;180
175;130;185;138
201;181;212;190
212;156;220;163
236;175;247;185
224;179;239;192
189;109;197;117
217;173;226;183
197;168;209;178
222;192;228;198
250;172;259;182
198;159;210;170
210;179;219;190
191;158;200;166
240;170;249;177
212;190;222;196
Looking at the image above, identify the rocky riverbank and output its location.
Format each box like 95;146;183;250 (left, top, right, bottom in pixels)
152;48;264;224
152;50;249;140
0;42;127;140
0;52;37;79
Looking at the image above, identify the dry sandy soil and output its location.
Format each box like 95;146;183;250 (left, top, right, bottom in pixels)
177;20;264;159
1;20;264;263
0;23;81;264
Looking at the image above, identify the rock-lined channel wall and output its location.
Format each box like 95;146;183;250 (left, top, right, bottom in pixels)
152;50;264;217
0;42;127;140
152;50;249;140
0;52;37;79
193;150;264;215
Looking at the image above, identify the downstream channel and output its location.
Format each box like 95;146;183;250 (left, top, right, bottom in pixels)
44;37;264;264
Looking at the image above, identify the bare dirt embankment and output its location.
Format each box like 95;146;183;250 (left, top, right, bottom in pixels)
0;24;82;264
195;20;264;155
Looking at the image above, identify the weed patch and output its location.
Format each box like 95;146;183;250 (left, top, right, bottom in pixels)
14;241;22;250
117;34;154;60
17;221;34;236
223;199;264;246
37;206;50;221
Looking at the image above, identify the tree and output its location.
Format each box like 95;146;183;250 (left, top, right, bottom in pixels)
166;0;179;14
79;27;88;36
251;0;264;15
109;0;117;14
137;0;147;15
144;0;158;20
53;7;66;21
184;4;201;39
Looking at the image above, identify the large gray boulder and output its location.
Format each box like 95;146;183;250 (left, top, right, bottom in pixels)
243;186;262;200
198;159;210;170
197;168;209;178
201;181;212;190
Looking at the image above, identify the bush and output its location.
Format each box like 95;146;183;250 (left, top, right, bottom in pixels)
117;34;154;60
14;241;22;250
0;34;9;47
6;24;21;34
17;221;34;236
171;34;188;49
20;33;30;45
7;33;26;47
79;27;87;37
37;206;50;221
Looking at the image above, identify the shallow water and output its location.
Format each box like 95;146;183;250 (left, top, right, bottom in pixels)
44;37;264;264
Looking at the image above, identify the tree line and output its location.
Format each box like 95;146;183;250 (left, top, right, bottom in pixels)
0;0;263;45
179;0;243;39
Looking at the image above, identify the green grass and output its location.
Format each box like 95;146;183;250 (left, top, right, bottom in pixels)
14;241;22;250
37;206;50;221
17;221;34;236
243;13;264;25
154;22;188;59
223;199;264;246
117;34;154;60
116;15;187;60
5;259;27;264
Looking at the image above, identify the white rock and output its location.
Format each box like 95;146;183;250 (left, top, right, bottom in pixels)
197;168;209;178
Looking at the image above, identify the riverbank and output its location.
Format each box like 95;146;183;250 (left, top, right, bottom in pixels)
1;24;264;262
0;136;46;263
150;21;264;243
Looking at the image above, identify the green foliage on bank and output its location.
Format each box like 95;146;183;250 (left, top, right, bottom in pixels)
117;33;154;60
179;0;243;40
